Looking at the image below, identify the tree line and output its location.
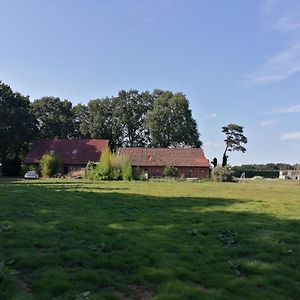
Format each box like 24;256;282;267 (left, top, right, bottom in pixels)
0;81;201;175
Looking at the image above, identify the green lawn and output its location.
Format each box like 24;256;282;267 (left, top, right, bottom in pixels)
0;179;299;300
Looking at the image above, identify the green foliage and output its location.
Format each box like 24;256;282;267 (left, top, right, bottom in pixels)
222;124;247;167
85;161;97;180
122;161;133;180
212;165;234;182
31;97;76;139
96;148;111;179
132;167;141;180
72;104;90;138
115;89;154;147
233;163;296;172
0;81;38;176
86;148;132;180
233;169;279;179
78;89;202;149
163;166;179;178
85;98;123;149
131;167;148;181
39;153;62;178
145;90;201;147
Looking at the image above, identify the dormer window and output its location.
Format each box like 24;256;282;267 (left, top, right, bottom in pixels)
72;149;78;155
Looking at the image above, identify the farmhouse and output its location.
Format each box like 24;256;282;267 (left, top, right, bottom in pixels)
118;147;211;179
24;139;109;174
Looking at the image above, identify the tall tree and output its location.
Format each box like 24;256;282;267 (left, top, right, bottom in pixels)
31;97;75;139
0;81;38;175
222;124;247;167
72;103;90;138
145;90;201;148
115;89;153;147
86;97;123;149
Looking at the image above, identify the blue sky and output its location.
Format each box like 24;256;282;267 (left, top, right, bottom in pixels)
1;0;300;165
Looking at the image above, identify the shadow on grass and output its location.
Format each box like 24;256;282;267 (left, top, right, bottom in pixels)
0;181;299;300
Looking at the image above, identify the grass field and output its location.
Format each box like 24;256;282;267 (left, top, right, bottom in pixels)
0;179;299;300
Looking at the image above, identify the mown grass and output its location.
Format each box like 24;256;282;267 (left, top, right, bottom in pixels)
0;179;299;300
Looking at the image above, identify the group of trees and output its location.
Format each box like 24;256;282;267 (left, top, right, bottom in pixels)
233;163;299;171
231;163;300;179
0;82;38;175
1;81;201;175
31;89;201;149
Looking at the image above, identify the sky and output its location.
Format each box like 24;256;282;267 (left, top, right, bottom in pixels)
1;0;300;165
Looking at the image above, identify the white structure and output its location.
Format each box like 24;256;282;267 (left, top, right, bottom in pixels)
279;170;300;180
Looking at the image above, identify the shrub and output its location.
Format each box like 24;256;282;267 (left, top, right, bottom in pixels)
86;149;132;181
163;166;179;178
232;169;279;179
132;167;141;180
97;148;111;179
212;165;234;182
122;161;132;180
85;161;97;179
40;153;62;178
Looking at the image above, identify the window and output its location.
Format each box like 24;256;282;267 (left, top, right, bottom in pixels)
72;149;78;155
49;150;55;155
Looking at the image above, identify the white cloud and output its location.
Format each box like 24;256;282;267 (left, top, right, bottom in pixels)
247;0;300;84
262;0;300;29
205;113;217;119
259;119;276;127
277;103;300;113
280;131;300;140
274;15;300;31
247;43;300;84
264;103;300;114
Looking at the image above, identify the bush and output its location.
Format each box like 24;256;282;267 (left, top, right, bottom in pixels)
97;148;111;179
232;169;279;179
86;149;132;181
85;161;97;179
163;166;179;178
40;153;62;178
212;165;234;182
122;161;132;180
132;167;141;180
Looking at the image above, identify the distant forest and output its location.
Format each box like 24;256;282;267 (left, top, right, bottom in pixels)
232;163;300;178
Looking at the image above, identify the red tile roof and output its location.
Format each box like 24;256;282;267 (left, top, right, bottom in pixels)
24;139;109;165
118;147;210;168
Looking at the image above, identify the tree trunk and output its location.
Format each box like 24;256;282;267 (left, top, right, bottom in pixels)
222;146;228;167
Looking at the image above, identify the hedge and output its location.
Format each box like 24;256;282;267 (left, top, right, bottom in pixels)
233;170;279;179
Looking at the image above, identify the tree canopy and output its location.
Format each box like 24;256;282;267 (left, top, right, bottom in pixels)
31;97;75;139
0;82;38;175
145;90;201;148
